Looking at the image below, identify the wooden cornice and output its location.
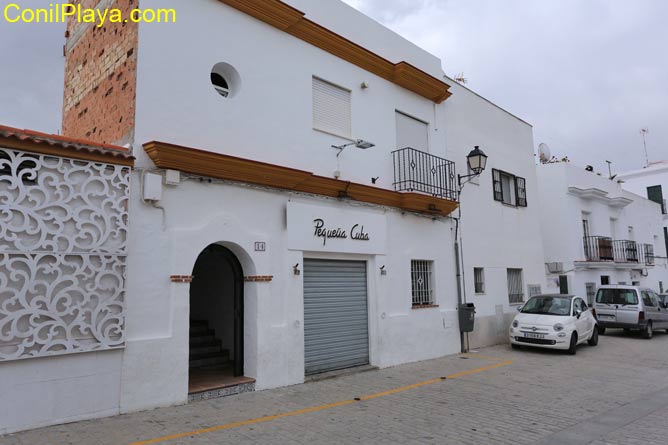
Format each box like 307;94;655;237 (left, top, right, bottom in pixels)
217;0;452;103
143;141;459;217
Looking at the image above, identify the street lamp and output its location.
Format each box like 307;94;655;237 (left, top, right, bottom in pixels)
458;146;488;187
332;139;375;157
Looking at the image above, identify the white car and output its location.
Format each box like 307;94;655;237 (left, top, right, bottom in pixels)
509;294;599;355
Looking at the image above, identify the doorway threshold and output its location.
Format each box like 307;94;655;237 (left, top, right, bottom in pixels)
189;367;256;402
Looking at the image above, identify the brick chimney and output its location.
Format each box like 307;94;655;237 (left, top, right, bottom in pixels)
61;0;138;146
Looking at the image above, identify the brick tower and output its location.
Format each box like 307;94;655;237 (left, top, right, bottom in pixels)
61;0;138;146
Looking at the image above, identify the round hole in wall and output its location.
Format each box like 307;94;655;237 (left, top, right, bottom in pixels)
211;62;241;99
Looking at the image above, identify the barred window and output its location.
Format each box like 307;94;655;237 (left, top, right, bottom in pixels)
411;260;434;306
585;282;597;305
474;268;485;294
507;268;524;304
492;169;527;207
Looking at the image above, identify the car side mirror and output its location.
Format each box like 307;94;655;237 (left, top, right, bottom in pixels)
517;305;524;312
575;310;582;319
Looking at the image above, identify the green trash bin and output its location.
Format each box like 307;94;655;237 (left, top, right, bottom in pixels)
458;303;476;333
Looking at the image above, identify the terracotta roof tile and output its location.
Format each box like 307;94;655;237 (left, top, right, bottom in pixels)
0;124;134;161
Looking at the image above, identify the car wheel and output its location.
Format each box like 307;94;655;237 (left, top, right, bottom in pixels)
642;322;653;339
588;327;599;346
567;333;578;355
598;326;606;335
511;343;521;350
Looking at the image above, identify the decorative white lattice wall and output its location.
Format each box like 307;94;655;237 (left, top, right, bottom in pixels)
0;148;129;361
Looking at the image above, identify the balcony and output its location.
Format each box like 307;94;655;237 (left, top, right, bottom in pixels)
392;147;458;201
583;236;655;266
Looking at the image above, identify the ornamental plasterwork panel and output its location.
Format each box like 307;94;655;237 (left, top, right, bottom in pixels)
0;148;129;361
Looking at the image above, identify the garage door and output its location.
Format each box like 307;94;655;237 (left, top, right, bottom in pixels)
304;259;369;375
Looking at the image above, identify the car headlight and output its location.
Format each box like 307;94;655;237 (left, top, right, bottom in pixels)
553;323;564;332
512;320;519;328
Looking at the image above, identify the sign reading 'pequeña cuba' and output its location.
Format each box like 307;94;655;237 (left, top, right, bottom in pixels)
313;219;370;246
287;202;387;254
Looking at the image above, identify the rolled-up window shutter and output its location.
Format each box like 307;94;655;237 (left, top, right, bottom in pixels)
313;77;351;138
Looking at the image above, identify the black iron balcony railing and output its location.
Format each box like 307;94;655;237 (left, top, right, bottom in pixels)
392;147;458;201
583;236;614;261
613;240;639;263
583;237;655;266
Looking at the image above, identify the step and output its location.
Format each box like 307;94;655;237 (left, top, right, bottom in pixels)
189;344;223;356
189;352;230;368
189;326;214;336
190;335;217;347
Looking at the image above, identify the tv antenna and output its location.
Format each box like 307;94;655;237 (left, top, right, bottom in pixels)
605;160;613;179
454;72;468;85
640;127;650;167
538;143;552;164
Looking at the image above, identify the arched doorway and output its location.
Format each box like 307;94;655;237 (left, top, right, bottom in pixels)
189;244;244;391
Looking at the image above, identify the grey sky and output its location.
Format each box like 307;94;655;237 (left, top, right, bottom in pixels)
1;1;666;174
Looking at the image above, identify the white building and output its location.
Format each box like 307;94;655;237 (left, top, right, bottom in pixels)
1;0;546;434
537;162;668;301
617;160;668;282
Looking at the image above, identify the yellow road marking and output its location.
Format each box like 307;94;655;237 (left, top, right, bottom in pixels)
130;358;512;445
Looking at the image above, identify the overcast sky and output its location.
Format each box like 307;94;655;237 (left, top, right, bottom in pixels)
1;0;666;173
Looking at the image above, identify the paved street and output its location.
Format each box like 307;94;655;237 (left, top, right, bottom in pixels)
5;330;668;445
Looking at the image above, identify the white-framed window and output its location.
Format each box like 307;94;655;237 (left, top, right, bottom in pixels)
411;260;434;306
507;268;524;304
312;76;351;138
395;111;429;152
492;169;527;207
474;268;485;294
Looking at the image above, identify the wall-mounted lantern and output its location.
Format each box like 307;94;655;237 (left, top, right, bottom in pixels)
458;146;488;187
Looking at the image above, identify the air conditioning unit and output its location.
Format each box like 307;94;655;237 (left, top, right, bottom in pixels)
546;262;564;273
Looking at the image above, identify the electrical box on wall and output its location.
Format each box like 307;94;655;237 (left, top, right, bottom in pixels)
143;173;163;201
165;169;181;185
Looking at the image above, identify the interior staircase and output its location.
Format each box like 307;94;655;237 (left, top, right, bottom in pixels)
188;319;255;402
189;319;230;369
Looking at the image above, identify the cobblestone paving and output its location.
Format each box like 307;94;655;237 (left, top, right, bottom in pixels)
4;329;668;445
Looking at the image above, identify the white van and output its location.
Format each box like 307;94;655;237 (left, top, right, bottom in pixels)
594;285;668;339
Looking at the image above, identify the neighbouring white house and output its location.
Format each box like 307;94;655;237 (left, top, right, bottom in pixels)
617;160;668;278
443;80;547;348
1;0;546;434
537;162;668;301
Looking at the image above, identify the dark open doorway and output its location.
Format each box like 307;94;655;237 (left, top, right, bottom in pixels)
189;244;247;394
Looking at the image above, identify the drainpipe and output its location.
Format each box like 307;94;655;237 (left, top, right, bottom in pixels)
454;210;468;353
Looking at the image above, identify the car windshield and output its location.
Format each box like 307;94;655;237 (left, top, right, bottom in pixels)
596;289;638;305
521;296;571;316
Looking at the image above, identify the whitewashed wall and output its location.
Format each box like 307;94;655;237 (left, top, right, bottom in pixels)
0;148;129;434
120;175;460;413
537;163;668;297
442;81;548;348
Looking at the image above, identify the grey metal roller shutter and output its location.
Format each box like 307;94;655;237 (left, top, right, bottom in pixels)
304;259;369;375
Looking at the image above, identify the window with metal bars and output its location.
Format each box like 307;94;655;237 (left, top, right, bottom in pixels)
492;169;527;207
474;267;485;294
507;268;524;304
411;260;434;306
585;282;597;305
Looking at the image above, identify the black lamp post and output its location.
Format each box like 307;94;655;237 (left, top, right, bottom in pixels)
458;146;488;187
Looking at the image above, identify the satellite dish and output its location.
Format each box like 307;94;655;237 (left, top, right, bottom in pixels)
538;143;552;163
